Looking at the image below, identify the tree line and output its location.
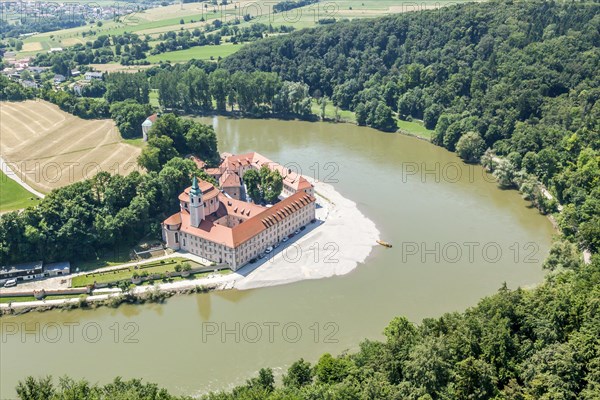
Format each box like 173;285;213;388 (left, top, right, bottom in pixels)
153;65;312;118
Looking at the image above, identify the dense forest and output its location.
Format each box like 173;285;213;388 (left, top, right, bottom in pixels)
15;253;600;399
221;0;600;253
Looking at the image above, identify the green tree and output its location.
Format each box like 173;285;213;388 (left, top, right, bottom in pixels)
493;159;518;189
246;368;274;392
456;131;487;163
261;167;283;204
314;353;353;384
453;357;498;400
372;102;397;132
243;169;262;202
16;376;54;400
209;69;231;111
542;240;581;271
109;100;152;138
138;136;178;172
185;124;218;164
283;358;313;388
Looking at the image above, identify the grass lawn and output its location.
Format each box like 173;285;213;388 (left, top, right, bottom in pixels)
0;170;41;212
123;138;147;148
310;99;356;123
72;244;137;272
149;90;160;107
0;296;36;303
396;119;434;140
71;258;207;287
0;294;84;303
145;44;243;63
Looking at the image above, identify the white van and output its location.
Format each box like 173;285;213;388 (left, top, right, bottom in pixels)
4;278;17;288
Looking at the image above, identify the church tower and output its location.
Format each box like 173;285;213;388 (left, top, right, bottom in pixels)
189;176;205;227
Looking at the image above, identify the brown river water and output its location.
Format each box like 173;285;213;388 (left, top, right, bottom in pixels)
0;117;554;397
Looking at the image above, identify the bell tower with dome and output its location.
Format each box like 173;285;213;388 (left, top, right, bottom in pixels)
189;176;205;227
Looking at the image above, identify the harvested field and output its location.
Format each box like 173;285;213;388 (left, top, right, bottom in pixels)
0;100;142;193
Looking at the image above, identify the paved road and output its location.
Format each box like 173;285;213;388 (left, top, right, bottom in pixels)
0;251;214;293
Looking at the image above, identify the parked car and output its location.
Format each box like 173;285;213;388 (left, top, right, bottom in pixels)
282;237;289;242
273;242;280;249
3;278;17;288
265;246;273;254
258;253;266;259
300;226;306;231
294;230;300;235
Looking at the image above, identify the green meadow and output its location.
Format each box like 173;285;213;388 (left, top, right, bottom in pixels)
146;43;243;63
0;170;40;212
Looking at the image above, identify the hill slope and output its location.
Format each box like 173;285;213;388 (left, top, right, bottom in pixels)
223;0;600;252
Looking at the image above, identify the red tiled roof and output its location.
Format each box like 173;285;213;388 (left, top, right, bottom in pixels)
205;168;222;176
219;171;241;188
178;181;219;203
231;191;315;247
166;191;315;248
221;152;313;192
189;156;205;169
164;213;181;226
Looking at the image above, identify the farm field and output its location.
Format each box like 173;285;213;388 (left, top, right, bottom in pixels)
146;43;243;63
0;101;141;193
15;0;469;61
0;170;40;212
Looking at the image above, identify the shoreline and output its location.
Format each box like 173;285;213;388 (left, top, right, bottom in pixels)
0;179;380;313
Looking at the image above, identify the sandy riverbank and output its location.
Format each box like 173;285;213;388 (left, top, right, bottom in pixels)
235;178;380;289
0;178;380;310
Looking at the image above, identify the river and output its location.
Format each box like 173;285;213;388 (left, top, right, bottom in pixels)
0;117;554;397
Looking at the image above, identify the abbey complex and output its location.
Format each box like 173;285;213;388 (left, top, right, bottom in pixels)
162;152;316;269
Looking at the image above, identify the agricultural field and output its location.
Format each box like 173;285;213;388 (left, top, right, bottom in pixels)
14;0;469;62
146;43;243;63
0;100;141;193
0;170;40;212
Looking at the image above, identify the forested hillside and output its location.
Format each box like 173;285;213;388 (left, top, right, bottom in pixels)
223;0;600;253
